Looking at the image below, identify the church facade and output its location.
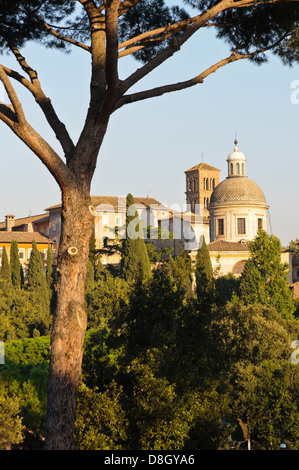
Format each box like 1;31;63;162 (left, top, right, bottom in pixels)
186;139;292;282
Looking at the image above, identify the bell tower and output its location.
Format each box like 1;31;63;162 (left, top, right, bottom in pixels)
185;162;221;218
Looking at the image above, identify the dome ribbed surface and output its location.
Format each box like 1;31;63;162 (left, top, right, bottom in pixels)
210;177;267;207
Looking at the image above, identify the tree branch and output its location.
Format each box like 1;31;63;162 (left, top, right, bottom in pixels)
115;33;290;110
14;122;77;192
6;45;75;159
42;21;91;52
119;0;238;95
118;14;201;53
106;0;121;90
118;0;142;17
0;84;75;191
0;65;26;125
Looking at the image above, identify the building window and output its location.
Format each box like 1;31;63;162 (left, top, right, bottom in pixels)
102;214;108;226
204;178;209;190
18;248;25;261
258;218;263;230
236;163;240;175
237;218;246;235
217;219;224;236
115;214;122;227
210;178;215;191
204;197;209;209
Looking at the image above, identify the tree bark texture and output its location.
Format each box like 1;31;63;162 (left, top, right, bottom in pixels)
44;188;94;450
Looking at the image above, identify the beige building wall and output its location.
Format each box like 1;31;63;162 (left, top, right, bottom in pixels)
209;204;268;243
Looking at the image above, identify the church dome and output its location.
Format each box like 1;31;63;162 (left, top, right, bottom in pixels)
209;176;267;207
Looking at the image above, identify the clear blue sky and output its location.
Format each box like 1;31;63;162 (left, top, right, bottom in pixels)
0;13;299;247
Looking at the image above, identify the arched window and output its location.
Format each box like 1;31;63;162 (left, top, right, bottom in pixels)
230;163;234;175
236;162;240;175
232;260;246;275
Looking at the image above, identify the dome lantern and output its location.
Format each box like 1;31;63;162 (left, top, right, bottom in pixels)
226;137;246;177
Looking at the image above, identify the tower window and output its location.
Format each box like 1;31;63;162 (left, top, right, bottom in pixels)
217;219;224;236
230;163;234;176
236;163;240;175
210;178;215;191
237;218;246;234
204;178;209;190
258;218;263;230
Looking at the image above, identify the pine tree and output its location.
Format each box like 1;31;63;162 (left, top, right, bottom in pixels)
239;230;295;320
121;193;151;284
10;240;23;289
0;246;11;284
195;236;215;312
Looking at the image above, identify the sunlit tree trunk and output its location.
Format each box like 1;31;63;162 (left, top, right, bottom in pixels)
44;188;94;449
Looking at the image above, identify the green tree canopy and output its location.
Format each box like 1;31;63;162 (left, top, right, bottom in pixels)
2;0;299;452
209;300;299;449
239;230;295;320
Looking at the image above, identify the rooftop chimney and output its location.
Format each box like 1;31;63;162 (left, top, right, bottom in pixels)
5;214;15;232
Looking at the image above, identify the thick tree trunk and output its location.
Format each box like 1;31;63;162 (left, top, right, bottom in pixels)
44;188;94;450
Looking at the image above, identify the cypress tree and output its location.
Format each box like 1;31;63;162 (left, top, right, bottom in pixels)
121;193;151;284
27;240;47;290
10;240;23;288
0;246;11;284
46;244;54;290
27;241;51;330
195;235;215;311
